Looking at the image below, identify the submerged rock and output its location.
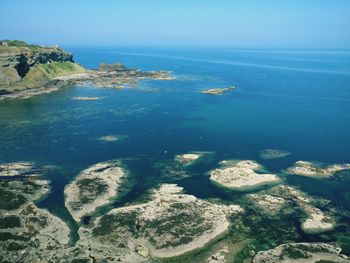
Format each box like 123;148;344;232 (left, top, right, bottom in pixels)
210;160;280;191
98;134;128;142
64;160;128;222
287;161;350;178
253;242;349;262
78;184;243;261
259;149;291;160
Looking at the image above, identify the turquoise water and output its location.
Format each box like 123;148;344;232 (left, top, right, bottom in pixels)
1;48;350;253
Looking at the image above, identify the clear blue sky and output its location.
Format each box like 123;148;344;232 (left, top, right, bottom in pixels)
1;0;349;48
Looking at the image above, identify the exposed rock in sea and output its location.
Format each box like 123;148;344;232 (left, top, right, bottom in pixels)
175;151;211;166
247;193;286;215
259;149;291;160
246;185;335;234
77;184;243;261
72;96;100;101
201;86;235;95
207;245;229;263
253;242;349;262
0;40;174;100
0;161;42;177
301;204;334;234
0;175;71;262
287;161;350;178
210;160;280;191
64;160;129;222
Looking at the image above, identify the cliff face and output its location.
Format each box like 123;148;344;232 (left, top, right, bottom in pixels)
0;40;82;94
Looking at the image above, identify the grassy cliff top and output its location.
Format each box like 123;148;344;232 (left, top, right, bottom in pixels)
0;40;66;55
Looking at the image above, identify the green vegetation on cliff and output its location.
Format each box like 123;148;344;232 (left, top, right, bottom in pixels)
0;40;86;94
20;62;85;89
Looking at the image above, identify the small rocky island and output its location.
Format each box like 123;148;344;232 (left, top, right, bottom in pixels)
201;86;235;95
64;160;129;223
210;160;280;191
287;160;350;178
253;243;349;262
0;40;174;100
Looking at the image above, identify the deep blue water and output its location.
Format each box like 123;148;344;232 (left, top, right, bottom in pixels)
0;47;350;251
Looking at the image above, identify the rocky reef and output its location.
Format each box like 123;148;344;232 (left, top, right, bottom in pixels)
253;242;349;262
175;151;211;166
201;86;235;95
210;160;280;191
287;160;350;178
64;160;128;222
0;162;71;262
0;161;43;177
246;184;335;234
77;184;243;261
1;160;349;262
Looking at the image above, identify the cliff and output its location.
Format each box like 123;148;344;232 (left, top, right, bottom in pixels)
0;40;85;94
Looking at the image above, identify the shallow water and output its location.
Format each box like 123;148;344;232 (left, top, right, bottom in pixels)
0;47;350;255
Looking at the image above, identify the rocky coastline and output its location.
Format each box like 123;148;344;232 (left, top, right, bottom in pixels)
0;40;174;101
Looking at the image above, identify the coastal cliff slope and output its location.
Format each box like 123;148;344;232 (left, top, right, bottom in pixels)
0;40;85;94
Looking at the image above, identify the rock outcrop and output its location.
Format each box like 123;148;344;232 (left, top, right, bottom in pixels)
246;185;335;234
210;160;280;191
253;242;349;263
0;163;71;263
64;160;129;222
77;184;243;261
287;160;350;178
0;40;80;93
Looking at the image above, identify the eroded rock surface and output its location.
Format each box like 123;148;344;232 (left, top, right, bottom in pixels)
210;160;280;191
77;184;243;261
0;162;42;177
0;176;71;263
253;242;349;263
247;185;335;234
64;160;128;222
247;193;286;215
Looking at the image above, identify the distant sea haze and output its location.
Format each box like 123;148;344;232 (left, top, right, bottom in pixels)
114;51;350;76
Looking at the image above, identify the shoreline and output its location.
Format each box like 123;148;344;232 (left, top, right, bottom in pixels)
0;67;174;101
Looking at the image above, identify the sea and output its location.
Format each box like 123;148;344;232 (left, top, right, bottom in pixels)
0;47;350;256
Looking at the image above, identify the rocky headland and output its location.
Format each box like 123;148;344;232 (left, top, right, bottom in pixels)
0;40;174;100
